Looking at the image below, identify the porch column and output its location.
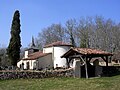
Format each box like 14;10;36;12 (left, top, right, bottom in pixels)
105;56;108;66
101;56;108;66
79;56;88;79
85;57;88;79
66;58;70;68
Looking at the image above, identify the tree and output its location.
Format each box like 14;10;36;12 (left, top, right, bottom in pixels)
36;23;66;47
65;19;76;47
0;47;10;66
76;17;94;48
35;16;120;53
7;10;21;66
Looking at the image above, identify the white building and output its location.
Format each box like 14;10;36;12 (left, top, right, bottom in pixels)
43;41;72;68
17;41;72;70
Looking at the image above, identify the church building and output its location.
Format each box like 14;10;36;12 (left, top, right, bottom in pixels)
17;38;73;70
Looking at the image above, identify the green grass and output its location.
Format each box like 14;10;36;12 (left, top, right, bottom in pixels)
0;75;120;90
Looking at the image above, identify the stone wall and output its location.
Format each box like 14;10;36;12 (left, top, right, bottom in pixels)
0;68;73;80
101;66;119;76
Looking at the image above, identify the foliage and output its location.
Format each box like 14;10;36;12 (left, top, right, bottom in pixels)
36;16;120;53
7;10;21;66
36;24;66;48
0;75;120;90
65;19;76;47
0;48;10;66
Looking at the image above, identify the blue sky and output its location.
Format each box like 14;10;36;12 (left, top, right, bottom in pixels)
0;0;120;47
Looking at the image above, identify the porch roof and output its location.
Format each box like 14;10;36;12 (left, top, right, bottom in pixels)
61;48;113;58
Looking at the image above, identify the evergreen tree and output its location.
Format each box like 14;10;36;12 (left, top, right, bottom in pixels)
7;10;21;66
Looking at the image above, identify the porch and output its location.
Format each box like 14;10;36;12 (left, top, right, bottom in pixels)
61;48;113;78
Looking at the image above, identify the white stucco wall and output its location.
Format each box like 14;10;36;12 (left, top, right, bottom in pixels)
53;46;71;68
17;59;36;70
17;60;23;68
37;54;53;70
43;47;53;53
43;46;71;68
25;51;28;58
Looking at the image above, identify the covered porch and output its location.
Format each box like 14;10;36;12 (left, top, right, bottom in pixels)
61;48;113;78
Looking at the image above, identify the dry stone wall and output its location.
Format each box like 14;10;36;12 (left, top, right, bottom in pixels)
0;68;73;80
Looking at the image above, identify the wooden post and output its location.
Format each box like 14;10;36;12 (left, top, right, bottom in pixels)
79;56;88;79
85;57;88;79
106;56;108;66
101;56;108;66
66;58;70;68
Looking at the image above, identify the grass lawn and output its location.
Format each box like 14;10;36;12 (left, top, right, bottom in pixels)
0;75;120;90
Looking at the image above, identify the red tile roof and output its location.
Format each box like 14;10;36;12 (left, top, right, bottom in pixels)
61;48;113;58
23;51;52;60
44;41;72;48
28;51;42;57
73;48;112;55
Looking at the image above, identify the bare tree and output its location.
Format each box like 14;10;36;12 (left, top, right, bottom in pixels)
35;16;120;53
76;17;94;48
36;24;66;47
0;47;10;66
65;19;77;47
